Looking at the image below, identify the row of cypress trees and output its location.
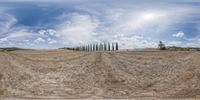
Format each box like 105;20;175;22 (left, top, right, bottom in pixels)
73;42;118;51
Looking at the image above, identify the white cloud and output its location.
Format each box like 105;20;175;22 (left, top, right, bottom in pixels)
186;43;200;47
38;30;46;35
0;38;8;43
53;5;196;49
172;31;185;38
34;37;45;43
47;29;56;36
0;12;17;33
56;13;99;46
24;40;29;42
47;38;52;41
6;29;32;39
184;38;200;47
93;6;194;46
38;29;59;37
112;35;158;49
167;41;182;46
1;0;200;49
0;38;8;41
0;28;35;47
48;40;57;44
55;9;169;48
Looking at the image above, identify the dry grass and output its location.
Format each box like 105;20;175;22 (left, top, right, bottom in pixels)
0;50;200;99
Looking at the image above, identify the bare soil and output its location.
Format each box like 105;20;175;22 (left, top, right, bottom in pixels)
0;50;200;99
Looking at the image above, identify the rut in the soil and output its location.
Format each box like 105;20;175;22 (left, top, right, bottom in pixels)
1;51;200;99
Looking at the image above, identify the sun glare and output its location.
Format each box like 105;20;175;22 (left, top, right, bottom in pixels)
141;12;164;21
143;13;157;20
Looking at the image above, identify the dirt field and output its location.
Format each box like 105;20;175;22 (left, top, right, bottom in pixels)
0;50;200;99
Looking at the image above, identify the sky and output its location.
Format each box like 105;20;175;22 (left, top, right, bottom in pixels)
0;0;200;49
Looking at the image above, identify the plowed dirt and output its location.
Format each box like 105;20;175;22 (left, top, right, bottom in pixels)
0;50;200;99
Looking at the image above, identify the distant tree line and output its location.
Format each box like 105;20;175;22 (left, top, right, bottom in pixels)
0;47;30;52
70;42;119;51
158;41;200;51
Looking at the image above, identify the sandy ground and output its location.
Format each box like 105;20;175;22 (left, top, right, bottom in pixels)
0;50;200;99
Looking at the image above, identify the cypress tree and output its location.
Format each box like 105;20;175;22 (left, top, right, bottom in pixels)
101;43;103;51
108;42;110;51
93;44;96;51
96;43;98;51
99;43;102;51
88;44;90;51
112;43;115;51
90;44;93;51
116;42;118;50
104;43;107;51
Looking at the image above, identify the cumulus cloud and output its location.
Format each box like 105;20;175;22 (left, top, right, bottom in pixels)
184;38;200;47
38;29;60;37
0;38;8;43
54;5;198;48
38;30;46;35
167;41;182;46
6;29;33;39
48;40;57;44
0;0;200;49
34;37;46;43
55;11;162;48
56;13;99;46
0;12;36;42
186;42;200;47
172;31;185;38
102;9;168;37
115;35;158;49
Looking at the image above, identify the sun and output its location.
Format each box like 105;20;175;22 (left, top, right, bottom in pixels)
141;12;164;21
142;13;157;20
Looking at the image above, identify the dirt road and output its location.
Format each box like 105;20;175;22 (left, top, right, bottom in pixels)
0;50;200;99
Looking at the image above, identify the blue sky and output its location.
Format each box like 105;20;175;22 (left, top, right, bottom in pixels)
0;0;200;49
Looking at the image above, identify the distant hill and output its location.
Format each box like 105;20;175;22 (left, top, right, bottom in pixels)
59;47;74;50
167;46;200;51
0;47;33;52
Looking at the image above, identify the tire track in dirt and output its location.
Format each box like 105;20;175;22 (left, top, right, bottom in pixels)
102;52;142;98
0;52;41;98
1;51;200;99
19;52;101;99
8;51;90;62
20;52;97;99
105;52;170;98
108;52;200;98
106;52;174;98
84;52;138;99
60;52;106;99
0;51;96;99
